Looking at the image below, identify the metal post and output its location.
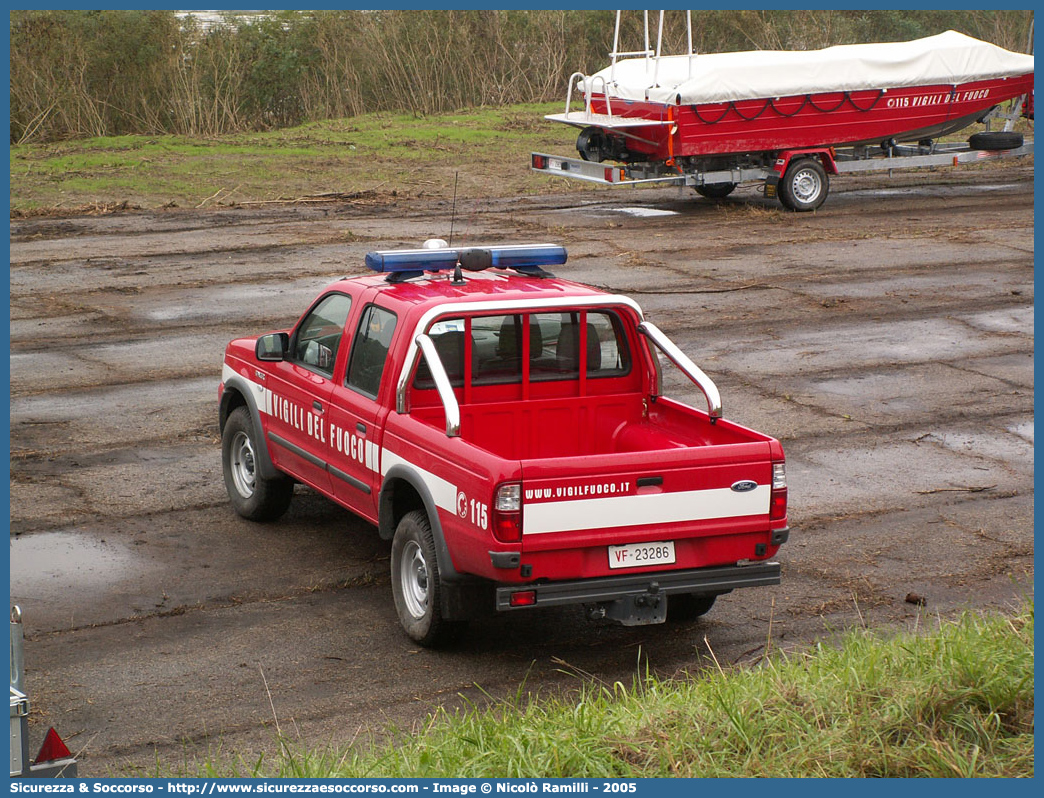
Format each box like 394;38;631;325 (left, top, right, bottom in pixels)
10;606;24;693
609;9;622;82
687;10;694;78
652;10;665;88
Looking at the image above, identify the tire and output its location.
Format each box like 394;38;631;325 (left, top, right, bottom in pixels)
576;127;606;162
695;182;736;200
390;510;462;647
221;406;293;522
779;157;828;212
968;131;1023;151
667;593;717;622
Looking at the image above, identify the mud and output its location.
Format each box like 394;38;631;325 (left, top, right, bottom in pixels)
8;166;1034;775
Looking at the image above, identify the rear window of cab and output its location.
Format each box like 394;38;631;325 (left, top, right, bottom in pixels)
414;310;631;388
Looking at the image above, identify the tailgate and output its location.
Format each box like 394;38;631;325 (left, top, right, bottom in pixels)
519;442;776;576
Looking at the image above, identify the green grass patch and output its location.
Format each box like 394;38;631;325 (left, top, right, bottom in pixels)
172;605;1033;779
9;103;582;213
10;103;1031;215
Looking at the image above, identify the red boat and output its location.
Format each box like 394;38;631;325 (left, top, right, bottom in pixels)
548;15;1034;165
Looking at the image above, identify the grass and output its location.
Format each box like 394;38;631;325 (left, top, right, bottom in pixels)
10;103;1033;216
175;604;1033;779
9;103;585;213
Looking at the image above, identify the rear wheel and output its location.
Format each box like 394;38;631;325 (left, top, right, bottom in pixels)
695;182;737;200
222;406;293;521
390;510;462;647
779;158;828;212
668;593;717;622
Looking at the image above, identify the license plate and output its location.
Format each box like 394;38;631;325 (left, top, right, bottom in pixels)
548;157;564;171
608;541;676;570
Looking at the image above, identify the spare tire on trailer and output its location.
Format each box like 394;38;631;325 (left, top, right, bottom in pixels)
968;131;1024;151
576;127;607;162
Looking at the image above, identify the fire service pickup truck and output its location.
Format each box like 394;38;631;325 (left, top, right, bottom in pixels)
218;242;788;645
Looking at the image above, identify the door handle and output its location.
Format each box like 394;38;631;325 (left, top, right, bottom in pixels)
313;400;324;414
356;421;367;435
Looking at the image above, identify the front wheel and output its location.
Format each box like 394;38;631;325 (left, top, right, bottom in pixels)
222;406;293;521
779;158;828;212
390;510;462;647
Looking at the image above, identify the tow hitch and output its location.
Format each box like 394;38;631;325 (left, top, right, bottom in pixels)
588;582;667;626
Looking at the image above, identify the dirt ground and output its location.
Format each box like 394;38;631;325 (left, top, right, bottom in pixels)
9;165;1034;775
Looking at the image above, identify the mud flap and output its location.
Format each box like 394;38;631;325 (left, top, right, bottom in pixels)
764;174;780;199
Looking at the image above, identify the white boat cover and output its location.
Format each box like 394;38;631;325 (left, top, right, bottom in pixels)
584;30;1034;105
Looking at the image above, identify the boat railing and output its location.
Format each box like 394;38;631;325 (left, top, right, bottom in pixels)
563;9;697;124
609;9;698;88
561;71;615;124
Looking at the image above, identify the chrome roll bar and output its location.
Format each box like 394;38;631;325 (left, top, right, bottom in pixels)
638;321;722;422
405;334;461;438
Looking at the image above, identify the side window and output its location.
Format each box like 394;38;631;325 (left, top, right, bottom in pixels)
291;293;353;376
346;305;398;399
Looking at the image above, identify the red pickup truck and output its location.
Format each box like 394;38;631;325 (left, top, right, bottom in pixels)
218;243;788;645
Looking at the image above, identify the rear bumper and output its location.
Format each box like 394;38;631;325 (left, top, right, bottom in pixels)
495;560;780;611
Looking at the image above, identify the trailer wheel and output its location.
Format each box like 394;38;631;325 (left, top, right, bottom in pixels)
968;131;1023;151
695;182;736;200
668;593;717;621
222;407;293;521
779;158;828;212
391;510;462;647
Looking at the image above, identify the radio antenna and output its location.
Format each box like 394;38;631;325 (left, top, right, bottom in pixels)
448;172;459;248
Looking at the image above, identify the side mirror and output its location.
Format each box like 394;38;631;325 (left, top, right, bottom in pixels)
256;332;289;361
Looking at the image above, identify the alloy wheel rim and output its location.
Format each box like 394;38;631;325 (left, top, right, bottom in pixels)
400;540;429;619
230;431;257;498
793;169;822;203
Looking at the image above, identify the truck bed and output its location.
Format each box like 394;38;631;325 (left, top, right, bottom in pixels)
412;392;765;461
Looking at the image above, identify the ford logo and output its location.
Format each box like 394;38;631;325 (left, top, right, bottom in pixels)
731;480;758;493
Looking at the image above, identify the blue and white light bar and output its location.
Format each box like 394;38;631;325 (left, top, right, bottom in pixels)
364;243;567;275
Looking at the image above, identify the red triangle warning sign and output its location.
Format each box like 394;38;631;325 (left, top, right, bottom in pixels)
35;728;72;763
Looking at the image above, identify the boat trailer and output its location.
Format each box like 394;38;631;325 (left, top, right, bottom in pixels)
531;137;1034;211
533;10;1033;211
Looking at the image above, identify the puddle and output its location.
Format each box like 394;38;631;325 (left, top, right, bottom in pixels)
565;205;680;218
845;182;1019;199
611;206;680;218
11;377;214;424
10;531;142;597
1009;420;1034;444
142;279;327;322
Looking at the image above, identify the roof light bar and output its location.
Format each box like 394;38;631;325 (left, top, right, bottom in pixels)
364;244;568;275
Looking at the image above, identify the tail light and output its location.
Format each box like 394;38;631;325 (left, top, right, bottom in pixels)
770;461;788;523
532;154;547;170
509;590;536;607
492;482;522;542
